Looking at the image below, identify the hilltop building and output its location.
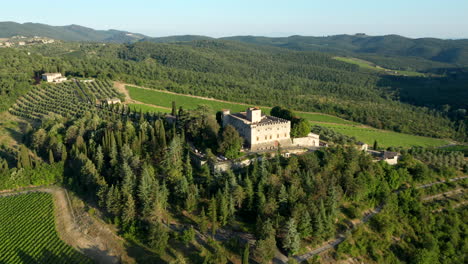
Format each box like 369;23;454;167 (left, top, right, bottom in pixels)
222;107;291;151
103;98;121;105
42;73;67;83
222;107;320;151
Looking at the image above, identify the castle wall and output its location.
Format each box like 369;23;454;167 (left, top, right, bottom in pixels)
250;121;291;150
223;115;252;145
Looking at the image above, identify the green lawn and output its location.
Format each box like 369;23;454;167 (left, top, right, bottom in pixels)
316;123;451;148
127;86;354;124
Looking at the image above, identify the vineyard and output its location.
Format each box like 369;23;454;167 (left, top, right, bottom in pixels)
9;80;121;120
0;192;92;263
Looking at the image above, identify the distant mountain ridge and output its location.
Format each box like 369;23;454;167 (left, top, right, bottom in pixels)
0;22;147;43
2;21;468;66
220;34;468;66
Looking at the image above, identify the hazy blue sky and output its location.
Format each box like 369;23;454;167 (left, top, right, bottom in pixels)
3;0;467;38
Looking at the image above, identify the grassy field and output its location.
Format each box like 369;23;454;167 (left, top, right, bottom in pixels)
128;103;170;113
334;56;425;77
315;122;451;148
127;86;355;124
0;192;92;264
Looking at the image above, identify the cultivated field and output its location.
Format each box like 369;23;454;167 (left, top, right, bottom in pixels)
0;192;92;264
9;80;122;121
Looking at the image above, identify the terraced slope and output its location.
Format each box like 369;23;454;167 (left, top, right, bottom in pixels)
9;80;120;120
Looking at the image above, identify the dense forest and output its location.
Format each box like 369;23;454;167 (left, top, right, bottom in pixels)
0;103;466;263
2;40;464;142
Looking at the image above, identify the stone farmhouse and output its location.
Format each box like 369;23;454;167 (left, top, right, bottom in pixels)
42;73;67;83
369;150;400;165
222;107;320;151
103;98;121;105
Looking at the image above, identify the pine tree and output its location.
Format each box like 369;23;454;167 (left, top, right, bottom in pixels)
283;218;300;255
121;162;136;195
244;176;254;211
184;152;193;184
373;140;378;150
138;164;155;217
298;211;313;239
209;197;218;236
185;184;199;212
149;221;169;254
95;145;104;171
199;207;209;234
218;192;229;226
254;219;276;264
164;136;183;183
122;193;136;227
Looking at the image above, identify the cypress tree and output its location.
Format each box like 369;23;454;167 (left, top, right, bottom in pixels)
242;244;250;264
171;101;177;116
209;197;217;236
154;119;167;151
61;145;68;162
48;149;55;164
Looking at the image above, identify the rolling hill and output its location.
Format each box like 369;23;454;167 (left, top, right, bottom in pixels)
222;34;468;67
0;22;146;43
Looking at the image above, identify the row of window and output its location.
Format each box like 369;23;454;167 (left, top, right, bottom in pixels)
256;133;287;142
256;126;288;132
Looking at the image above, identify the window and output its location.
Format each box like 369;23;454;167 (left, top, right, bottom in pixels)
270;135;272;139
277;134;279;138
265;136;267;140
257;136;259;141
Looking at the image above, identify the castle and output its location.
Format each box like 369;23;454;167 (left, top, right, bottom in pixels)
222;107;319;151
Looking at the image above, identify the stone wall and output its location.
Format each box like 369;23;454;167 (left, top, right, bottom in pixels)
292;133;320;147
